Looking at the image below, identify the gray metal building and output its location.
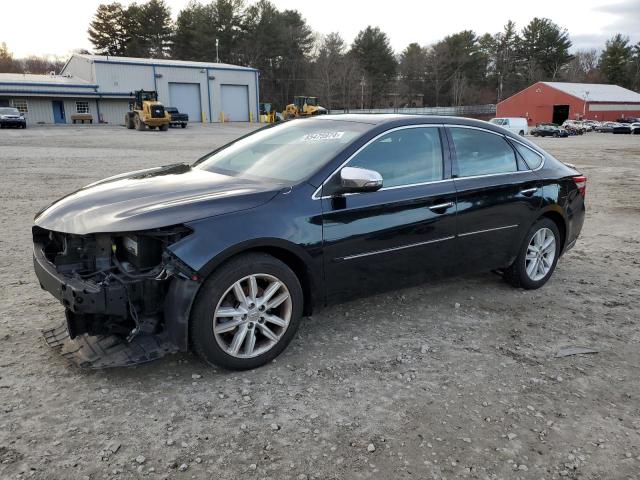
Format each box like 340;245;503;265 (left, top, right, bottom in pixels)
0;54;259;125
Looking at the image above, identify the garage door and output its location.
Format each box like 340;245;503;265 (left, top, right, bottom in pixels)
168;83;201;123
221;85;250;122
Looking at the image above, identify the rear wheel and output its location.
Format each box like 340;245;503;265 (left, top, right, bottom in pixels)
519;130;525;136
159;123;169;131
190;253;303;370
504;218;560;289
181;123;187;128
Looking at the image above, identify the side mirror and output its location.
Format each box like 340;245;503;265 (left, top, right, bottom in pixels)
339;166;383;194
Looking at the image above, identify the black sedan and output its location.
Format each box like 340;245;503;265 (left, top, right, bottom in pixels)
32;115;586;370
0;107;26;128
530;124;568;137
612;123;632;134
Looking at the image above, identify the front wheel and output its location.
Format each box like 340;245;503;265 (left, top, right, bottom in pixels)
504;218;560;289
190;253;303;370
159;123;169;131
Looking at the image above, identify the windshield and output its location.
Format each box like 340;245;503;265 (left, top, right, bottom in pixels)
194;119;369;182
0;108;20;115
490;118;506;126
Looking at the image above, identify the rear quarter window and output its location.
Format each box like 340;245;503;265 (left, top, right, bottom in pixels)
513;142;543;170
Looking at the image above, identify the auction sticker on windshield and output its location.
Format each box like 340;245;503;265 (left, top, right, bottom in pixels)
301;131;345;142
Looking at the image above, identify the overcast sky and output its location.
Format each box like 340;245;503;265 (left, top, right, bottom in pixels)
3;0;640;58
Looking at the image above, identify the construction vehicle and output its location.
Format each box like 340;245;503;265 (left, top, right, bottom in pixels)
283;96;327;119
125;90;170;131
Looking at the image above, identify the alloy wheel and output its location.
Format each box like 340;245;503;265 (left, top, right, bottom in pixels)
525;227;556;281
213;274;292;358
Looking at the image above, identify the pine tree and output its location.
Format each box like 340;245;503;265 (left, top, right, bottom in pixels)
140;0;174;58
88;3;128;56
519;18;572;81
350;26;396;108
599;34;633;87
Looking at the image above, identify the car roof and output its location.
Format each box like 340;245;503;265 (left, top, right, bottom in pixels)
317;113;501;130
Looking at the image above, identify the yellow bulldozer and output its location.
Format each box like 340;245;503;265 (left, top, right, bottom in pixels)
283;96;327;119
125;90;170;131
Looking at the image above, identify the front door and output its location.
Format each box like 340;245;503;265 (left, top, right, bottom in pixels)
321;126;458;303
447;126;542;272
52;101;65;124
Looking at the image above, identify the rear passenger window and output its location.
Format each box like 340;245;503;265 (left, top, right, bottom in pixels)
513;142;543;170
450;127;517;177
348;127;443;188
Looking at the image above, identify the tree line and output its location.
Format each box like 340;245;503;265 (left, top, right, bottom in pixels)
2;0;640;110
0;43;66;76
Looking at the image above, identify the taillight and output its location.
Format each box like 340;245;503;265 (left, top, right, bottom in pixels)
573;175;587;197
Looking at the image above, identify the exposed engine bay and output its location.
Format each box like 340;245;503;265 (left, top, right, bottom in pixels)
32;225;198;367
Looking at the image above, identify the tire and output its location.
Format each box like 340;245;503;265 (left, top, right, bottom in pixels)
553;132;559;138
519;130;525;136
504;218;561;290
134;114;145;131
190;253;303;370
159;123;169;131
181;123;187;128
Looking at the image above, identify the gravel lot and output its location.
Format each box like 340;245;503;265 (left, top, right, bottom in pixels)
1;124;639;480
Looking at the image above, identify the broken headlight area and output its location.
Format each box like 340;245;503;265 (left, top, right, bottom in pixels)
32;225;194;342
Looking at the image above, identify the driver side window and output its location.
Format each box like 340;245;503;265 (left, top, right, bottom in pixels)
347;127;444;188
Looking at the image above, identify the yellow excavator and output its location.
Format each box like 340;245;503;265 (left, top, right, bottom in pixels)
283;96;327;119
125;90;170;131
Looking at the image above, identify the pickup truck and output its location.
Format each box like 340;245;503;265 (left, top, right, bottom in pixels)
165;107;188;128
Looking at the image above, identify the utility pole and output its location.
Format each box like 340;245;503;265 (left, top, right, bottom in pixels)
215;39;220;63
582;91;589;119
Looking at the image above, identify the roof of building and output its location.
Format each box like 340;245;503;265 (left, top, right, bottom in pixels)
543;82;640;103
0;73;96;87
73;54;258;72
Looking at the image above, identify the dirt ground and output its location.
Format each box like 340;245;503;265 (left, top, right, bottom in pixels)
1;124;639;480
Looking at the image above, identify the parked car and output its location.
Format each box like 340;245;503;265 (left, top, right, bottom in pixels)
530;124;569;137
33;115;586;370
613;123;633;134
562;120;586;134
489;117;528;136
0;107;26;128
582;120;600;131
165;107;189;128
595;122;619;133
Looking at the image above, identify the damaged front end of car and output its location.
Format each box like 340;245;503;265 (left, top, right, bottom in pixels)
33;225;201;368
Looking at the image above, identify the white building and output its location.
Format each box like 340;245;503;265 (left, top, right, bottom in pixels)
0;54;260;125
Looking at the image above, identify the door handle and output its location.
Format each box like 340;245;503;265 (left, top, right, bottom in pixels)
519;187;537;196
429;201;454;212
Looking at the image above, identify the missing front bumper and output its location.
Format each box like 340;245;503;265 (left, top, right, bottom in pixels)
42;322;179;368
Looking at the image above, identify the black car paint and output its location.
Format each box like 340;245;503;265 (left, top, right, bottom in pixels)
33;115;585;353
166;107;189;126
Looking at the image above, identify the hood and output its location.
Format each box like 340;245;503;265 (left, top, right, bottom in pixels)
34;163;282;235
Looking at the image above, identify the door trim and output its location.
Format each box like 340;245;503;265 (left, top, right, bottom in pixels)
458;224;519;237
338;235;456;261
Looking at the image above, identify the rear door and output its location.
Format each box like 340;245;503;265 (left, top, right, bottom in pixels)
447;126;542;272
321;125;458;303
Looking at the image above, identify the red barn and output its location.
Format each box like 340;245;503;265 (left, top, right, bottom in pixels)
497;82;640;125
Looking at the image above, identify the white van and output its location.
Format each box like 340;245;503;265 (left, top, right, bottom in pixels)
489;117;528;136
